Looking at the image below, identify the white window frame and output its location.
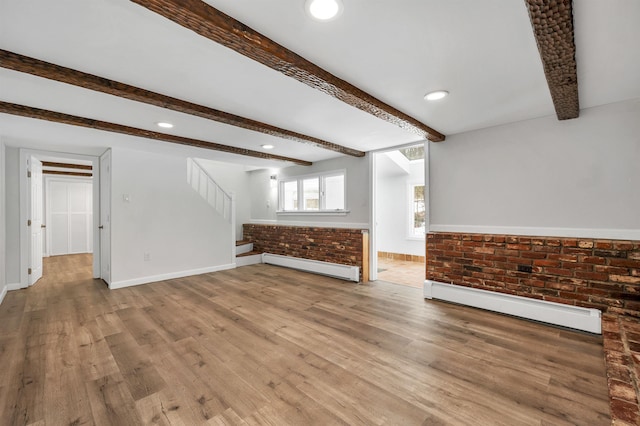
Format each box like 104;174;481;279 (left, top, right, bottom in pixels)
407;182;426;240
277;169;349;215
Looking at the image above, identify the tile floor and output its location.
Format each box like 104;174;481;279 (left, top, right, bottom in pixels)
376;255;425;288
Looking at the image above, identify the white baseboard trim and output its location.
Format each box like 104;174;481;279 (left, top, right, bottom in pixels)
0;286;6;306
236;242;253;256
7;282;26;291
235;254;263;267
424;280;602;334
428;224;640;241
263;253;359;282
109;263;236;290
248;219;369;229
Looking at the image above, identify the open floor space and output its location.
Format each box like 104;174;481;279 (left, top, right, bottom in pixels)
0;255;611;425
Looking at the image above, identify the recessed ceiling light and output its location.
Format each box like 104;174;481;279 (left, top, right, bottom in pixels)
157;122;174;128
424;90;449;101
306;0;343;21
261;144;275;150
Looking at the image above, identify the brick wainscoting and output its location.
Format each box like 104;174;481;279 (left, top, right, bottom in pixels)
602;314;640;425
426;232;640;423
243;224;365;282
426;233;640;317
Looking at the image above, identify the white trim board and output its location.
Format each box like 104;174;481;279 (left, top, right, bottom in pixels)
263;253;359;282
248;219;369;229
0;286;6;306
424;280;602;334
7;283;26;291
109;263;236;290
428;224;640;241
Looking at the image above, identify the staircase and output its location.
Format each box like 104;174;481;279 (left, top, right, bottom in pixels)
235;240;262;267
187;158;232;222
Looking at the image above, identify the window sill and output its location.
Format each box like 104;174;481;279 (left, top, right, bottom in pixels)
277;210;350;216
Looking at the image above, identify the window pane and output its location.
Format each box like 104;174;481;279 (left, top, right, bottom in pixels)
413;185;425;236
303;178;319;210
324;174;344;210
283;180;298;210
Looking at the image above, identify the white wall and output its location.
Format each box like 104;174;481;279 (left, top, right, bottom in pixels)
249;154;370;227
0;139;6;302
196;158;251;239
429;99;640;239
375;155;425;256
109;147;234;286
5;146;20;286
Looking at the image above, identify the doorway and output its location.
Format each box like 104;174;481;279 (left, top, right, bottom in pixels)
19;149;107;288
371;142;427;288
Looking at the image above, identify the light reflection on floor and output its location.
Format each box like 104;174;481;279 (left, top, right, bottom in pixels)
375;256;424;288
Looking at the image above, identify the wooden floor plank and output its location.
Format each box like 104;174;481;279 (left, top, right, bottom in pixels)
104;332;167;401
0;254;611;425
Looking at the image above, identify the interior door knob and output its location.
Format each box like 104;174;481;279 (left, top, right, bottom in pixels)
41;224;46;228
99;225;104;229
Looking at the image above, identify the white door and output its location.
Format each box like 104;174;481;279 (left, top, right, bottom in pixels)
48;179;93;256
99;150;111;284
29;156;44;285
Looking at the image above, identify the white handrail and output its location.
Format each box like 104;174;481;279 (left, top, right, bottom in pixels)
186;158;233;223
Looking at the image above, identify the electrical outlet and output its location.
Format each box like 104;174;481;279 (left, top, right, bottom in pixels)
517;264;533;273
144;252;151;261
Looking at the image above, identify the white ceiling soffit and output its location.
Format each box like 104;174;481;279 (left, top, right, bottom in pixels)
0;1;638;166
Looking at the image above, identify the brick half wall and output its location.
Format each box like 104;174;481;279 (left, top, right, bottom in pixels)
243;224;365;282
426;232;640;317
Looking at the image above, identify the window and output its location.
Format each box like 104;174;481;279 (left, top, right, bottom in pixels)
282;180;298;211
279;171;346;213
410;184;425;238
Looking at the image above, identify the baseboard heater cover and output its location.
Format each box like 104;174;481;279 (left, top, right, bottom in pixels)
262;253;359;282
424;280;601;334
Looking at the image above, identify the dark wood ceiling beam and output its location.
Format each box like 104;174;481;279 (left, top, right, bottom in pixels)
44;170;93;177
42;161;92;170
0;49;363;157
129;0;446;142
524;0;579;120
0;102;312;166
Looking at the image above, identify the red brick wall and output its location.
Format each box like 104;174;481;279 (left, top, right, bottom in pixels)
426;232;640;317
243;224;365;281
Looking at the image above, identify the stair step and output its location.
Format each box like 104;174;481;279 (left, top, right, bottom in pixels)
236;250;262;258
236;239;251;246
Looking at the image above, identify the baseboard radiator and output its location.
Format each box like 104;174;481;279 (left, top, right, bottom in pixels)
262;253;359;282
424;280;601;334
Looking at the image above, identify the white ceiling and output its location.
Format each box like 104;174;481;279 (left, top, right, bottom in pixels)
1;0;638;168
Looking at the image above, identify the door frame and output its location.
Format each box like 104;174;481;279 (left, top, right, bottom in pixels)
19;149;101;287
368;140;430;282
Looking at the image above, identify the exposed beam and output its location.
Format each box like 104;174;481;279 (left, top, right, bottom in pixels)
524;0;579;120
129;0;446;142
0;102;312;166
42;161;92;171
44;170;93;178
0;49;364;157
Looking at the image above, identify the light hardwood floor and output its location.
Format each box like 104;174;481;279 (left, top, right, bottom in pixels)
0;254;610;425
376;257;424;288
